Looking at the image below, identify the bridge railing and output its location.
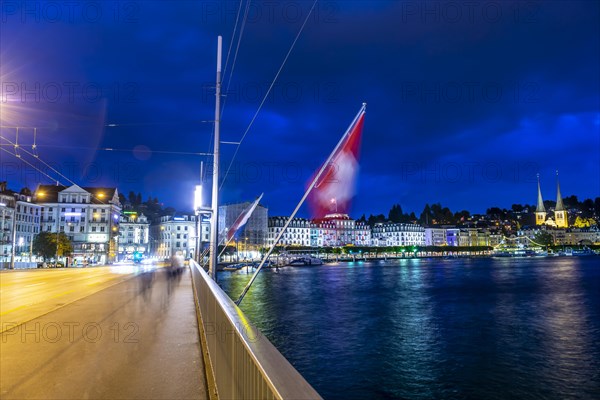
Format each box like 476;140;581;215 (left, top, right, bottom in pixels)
189;260;322;400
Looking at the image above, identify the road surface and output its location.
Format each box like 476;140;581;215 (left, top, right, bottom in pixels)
0;265;207;399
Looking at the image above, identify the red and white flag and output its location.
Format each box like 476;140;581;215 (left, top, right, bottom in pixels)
309;108;365;219
226;193;264;241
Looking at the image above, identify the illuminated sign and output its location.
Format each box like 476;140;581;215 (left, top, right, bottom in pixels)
88;234;108;243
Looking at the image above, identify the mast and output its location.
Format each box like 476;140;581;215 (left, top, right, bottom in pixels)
209;36;222;280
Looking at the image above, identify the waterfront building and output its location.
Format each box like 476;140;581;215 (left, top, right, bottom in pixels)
151;214;199;259
218;202;268;249
552;226;600;245
311;213;371;247
446;228;460;246
267;217;312;247
34;184;121;264
371;222;425;247
118;212;150;260
425;227;446;246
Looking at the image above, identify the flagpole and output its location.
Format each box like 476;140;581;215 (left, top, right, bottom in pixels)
235;103;366;305
218;193;264;259
209;36;222;280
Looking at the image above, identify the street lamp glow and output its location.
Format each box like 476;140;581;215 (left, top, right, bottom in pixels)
194;185;202;211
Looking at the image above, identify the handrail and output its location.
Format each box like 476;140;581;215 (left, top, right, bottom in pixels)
189;260;321;400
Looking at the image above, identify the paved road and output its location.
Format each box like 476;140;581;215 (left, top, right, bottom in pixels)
0;267;207;399
1;265;150;331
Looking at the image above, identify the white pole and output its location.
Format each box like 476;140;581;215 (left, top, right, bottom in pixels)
209;36;222;280
10;216;16;269
235;103;366;305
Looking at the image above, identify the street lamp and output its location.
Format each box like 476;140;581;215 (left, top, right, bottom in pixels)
194;184;202;262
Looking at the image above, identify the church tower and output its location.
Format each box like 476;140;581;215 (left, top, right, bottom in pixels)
554;170;568;228
535;174;547;225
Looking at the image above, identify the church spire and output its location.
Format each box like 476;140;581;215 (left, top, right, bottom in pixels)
536;174;545;212
554;170;568;228
534;174;547;226
555;170;565;212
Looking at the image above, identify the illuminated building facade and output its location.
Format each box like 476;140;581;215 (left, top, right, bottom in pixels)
118;212;150;260
34;184;121;264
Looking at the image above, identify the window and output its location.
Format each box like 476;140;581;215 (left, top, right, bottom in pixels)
100;227;105;232
80;226;85;232
70;226;74;232
92;227;96;232
61;208;66;212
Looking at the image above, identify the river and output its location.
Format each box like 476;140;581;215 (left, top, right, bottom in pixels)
218;256;600;399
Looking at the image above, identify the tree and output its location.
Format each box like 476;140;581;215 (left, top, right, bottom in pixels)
32;232;73;260
19;187;32;196
511;204;524;213
454;210;470;223
533;231;554;247
563;195;579;209
367;214;386;227
581;198;594;218
573;216;597;228
388;204;403;223
419;204;432;225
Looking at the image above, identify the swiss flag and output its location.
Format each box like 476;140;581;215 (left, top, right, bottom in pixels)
309;109;365;219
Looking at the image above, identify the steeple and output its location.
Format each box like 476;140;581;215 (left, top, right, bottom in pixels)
554;170;568;228
536;174;545;212
555;170;565;211
534;174;547;226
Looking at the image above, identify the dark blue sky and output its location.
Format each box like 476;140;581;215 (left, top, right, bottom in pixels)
1;0;598;217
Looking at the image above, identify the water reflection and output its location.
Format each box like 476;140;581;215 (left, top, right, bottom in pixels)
218;257;600;400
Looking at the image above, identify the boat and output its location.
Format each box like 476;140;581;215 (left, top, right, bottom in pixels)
223;263;245;271
572;247;594;256
288;257;323;266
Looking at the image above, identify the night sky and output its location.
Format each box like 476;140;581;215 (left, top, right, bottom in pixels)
1;0;598;218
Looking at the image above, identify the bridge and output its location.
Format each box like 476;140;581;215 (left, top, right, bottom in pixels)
0;262;321;399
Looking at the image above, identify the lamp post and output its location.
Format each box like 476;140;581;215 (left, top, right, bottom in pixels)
194;184;202;262
9;217;16;269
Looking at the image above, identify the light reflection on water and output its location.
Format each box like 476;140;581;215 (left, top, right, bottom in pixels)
218;257;600;399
